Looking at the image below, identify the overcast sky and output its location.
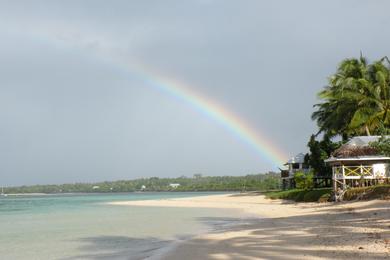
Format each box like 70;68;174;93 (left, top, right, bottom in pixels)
1;0;389;186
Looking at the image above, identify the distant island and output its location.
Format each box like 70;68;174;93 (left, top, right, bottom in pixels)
3;172;280;194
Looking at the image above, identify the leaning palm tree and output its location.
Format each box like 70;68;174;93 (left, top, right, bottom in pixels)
346;58;390;135
312;56;390;138
312;56;369;138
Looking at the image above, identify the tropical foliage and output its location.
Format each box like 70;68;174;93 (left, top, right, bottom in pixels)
294;170;314;190
304;134;341;177
370;136;390;156
312;56;390;139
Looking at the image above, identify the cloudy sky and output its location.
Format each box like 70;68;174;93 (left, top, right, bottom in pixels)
1;0;389;186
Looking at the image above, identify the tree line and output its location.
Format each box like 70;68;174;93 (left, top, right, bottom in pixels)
4;172;280;194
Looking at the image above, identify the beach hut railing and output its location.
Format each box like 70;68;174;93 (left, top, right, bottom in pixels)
333;165;374;179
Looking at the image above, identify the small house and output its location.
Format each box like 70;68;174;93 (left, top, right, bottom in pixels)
281;153;310;189
325;136;390;200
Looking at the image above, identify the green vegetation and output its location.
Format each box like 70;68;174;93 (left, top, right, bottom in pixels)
266;188;332;202
343;184;390;200
267;185;390;203
370;135;390;156
312;56;390;138
4;172;281;194
304;134;341;177
294;170;314;190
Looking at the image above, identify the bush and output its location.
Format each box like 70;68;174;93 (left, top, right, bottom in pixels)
294;171;314;190
266;189;301;200
266;188;332;202
303;189;332;202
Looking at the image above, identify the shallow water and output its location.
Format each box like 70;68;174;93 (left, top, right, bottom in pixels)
0;193;239;259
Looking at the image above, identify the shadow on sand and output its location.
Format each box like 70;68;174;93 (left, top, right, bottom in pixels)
64;200;389;259
169;200;390;259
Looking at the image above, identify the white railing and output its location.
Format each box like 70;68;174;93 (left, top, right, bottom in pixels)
333;165;374;179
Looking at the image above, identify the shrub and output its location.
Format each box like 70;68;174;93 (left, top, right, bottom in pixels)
294;171;314;190
295;191;306;202
303;189;332;202
266;188;332;202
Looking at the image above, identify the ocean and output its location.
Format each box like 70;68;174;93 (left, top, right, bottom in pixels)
0;192;240;259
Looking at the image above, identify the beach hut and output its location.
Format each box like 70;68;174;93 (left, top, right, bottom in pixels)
281;153;310;189
325;136;390;200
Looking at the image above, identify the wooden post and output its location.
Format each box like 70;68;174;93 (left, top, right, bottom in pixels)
342;165;346;191
359;165;363;188
332;166;337;200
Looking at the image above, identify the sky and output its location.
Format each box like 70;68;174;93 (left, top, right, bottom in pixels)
1;0;389;186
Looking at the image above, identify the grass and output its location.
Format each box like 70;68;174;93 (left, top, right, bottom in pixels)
266;184;390;202
265;188;332;202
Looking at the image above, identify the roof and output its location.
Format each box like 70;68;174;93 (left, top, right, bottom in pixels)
327;135;389;161
325;155;390;163
285;153;306;165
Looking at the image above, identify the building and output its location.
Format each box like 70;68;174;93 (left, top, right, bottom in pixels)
325;136;390;200
281;153;310;189
169;183;181;189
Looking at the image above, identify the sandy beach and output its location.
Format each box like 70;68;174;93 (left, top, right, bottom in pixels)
111;193;390;259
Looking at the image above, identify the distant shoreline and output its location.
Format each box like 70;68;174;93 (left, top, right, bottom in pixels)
2;191;239;196
1;173;281;195
3;193;49;196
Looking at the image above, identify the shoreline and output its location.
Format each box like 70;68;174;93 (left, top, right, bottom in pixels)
111;193;390;259
110;193;262;260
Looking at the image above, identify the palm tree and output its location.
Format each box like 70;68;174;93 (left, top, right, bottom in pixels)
312;56;390;138
346;58;390;135
312;57;369;138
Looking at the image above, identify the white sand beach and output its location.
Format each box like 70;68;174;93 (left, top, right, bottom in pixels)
111;193;390;259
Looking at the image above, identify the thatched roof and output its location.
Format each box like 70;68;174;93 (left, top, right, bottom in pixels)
332;145;378;158
331;136;388;158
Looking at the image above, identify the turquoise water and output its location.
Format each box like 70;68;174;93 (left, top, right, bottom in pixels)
0;193;237;259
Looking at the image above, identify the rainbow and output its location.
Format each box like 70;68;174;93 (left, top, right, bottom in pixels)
128;63;288;167
11;28;289;167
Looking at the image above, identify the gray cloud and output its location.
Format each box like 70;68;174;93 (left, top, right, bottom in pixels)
0;0;389;185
